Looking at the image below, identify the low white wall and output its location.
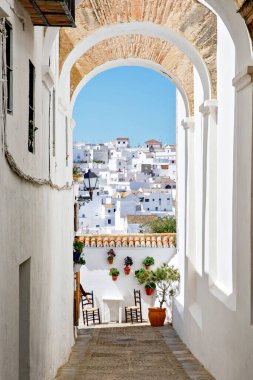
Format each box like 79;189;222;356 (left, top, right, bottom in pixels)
80;247;177;322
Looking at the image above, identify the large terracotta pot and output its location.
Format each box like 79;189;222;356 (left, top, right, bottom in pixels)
112;275;118;281
108;258;113;264
148;307;166;326
145;265;151;270
124;266;131;275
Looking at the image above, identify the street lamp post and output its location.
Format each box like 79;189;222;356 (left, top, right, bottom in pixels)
83;169;99;201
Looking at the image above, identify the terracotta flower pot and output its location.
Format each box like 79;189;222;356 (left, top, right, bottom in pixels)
124;266;131;275
108;258;113;264
145;265;151;270
112;275;118;281
148;307;166;327
145;288;154;296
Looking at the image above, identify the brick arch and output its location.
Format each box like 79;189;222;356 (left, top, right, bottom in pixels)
70;34;194;114
60;0;217;97
235;0;253;41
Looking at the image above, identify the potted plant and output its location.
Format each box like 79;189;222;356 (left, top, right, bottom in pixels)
142;256;155;270
109;268;120;281
135;268;150;284
145;282;156;296
73;240;84;262
135;268;156;295
148;264;180;327
74;256;86;273
124;256;133;275
107;249;116;264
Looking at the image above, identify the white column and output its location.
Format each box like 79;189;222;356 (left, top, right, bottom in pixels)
181;117;196;306
182;118;195;259
233;67;253;321
199;100;218;282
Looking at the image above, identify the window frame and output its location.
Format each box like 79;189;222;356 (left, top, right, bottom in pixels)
28;60;36;154
5;20;13;114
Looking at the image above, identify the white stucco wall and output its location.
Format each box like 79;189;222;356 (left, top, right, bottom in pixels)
80;247;177;323
0;5;74;379
173;15;253;380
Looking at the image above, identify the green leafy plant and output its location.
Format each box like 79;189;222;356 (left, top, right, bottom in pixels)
151;264;180;308
73;166;82;182
75;255;86;265
140;217;176;233
142;256;155;267
73;240;84;253
135;268;149;284
109;268;120;276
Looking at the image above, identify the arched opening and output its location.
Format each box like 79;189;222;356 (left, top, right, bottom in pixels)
2;0;253;378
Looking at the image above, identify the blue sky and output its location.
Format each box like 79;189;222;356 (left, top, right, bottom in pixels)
73;66;176;146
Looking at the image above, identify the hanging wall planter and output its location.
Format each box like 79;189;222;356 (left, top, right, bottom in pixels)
109;268;120;281
145;283;156;296
107;249;116;264
142;256;155;270
124;256;133;275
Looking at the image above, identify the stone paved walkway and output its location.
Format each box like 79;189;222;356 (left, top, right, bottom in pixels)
55;324;214;380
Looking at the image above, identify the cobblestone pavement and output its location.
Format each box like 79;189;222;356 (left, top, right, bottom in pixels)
56;324;215;380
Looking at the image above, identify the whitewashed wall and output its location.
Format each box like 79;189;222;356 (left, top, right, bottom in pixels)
174;12;253;380
0;3;74;380
80;247;177;322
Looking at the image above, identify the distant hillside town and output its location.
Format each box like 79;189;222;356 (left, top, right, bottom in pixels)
73;137;176;234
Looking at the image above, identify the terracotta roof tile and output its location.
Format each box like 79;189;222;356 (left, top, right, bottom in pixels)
76;233;176;248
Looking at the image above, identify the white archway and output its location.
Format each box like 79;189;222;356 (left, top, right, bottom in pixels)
59;22;212;103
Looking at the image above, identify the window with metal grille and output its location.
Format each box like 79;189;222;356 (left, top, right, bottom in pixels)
28;61;36;153
5;21;13;113
52;88;56;156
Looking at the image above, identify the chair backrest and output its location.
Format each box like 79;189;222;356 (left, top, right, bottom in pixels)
134;289;142;311
81;290;94;309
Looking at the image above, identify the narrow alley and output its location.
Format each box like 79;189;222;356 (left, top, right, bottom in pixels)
56;325;214;380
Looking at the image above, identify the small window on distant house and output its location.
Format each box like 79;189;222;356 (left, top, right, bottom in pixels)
123;141;125;144
155;207;158;211
5;21;13;113
152;199;155;201
118;141;120;144
147;208;149;211
28;61;36;153
108;210;111;213
97;192;99;196
145;199;149;202
108;219;111;224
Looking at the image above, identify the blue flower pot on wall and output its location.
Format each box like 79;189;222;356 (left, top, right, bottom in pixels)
73;251;81;262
